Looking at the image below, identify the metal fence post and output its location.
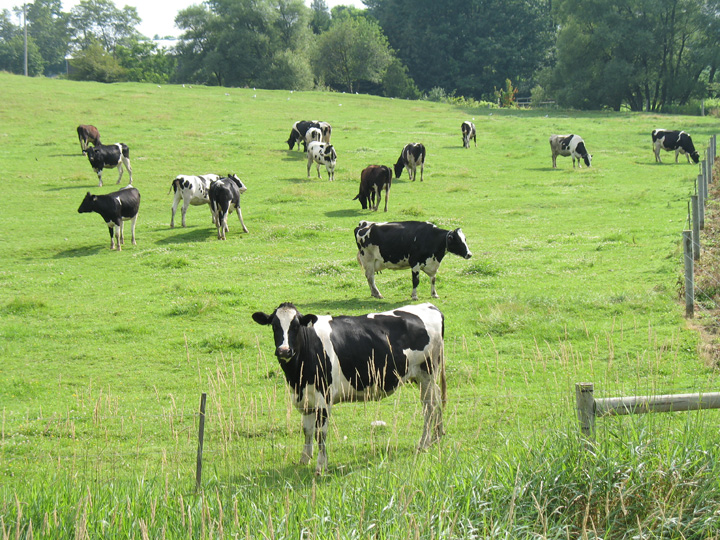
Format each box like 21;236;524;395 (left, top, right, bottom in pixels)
196;392;207;491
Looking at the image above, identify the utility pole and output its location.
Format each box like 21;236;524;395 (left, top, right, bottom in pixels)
23;3;28;76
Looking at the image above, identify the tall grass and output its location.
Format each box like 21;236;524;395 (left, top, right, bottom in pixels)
1;73;720;537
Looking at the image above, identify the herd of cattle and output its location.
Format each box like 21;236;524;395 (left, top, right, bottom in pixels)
74;119;701;473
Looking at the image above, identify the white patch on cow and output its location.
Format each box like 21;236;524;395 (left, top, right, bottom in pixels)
275;305;297;359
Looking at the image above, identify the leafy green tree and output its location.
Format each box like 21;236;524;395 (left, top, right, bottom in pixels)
69;0;140;54
116;41;176;83
26;0;71;75
366;0;554;100
69;40;125;82
311;16;392;93
547;0;720;111
175;0;312;88
0;33;45;75
309;0;330;34
382;58;420;99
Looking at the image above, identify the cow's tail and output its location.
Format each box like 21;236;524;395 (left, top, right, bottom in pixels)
168;178;180;195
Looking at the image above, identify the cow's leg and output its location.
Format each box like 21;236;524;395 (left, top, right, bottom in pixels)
234;206;248;233
130;215;137;245
410;267;421;301
429;271;439;298
107;223;114;249
170;194;180;228
116;163;124;185
364;266;383;299
123;157;133;184
407;165;414;182
300;413;315;465
383;185;389;212
419;161;424;181
552;154;557;168
675;149;680;163
315;407;329;475
97;170;103;187
316;163;322;179
307;156;313;178
417;374;443;449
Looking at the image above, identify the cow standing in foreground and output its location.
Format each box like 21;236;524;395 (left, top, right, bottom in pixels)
651;129;700;164
169;174;220;228
461;121;476;148
77;125;101;155
549;134;592;168
77;186;140;251
208;174;248;240
86;143;133;187
252;302;446;475
354;165;392;212
394;143;426;181
307;141;337;181
287;121;332;151
355;220;472;300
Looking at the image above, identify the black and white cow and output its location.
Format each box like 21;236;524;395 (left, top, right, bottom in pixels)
252;302;446;474
169;174;220;228
208;174;248;240
307;141;337;181
354;165;392;212
77;186;140;251
461;121;476;148
287;121;332;151
355;220;472;300
652;129;700;164
305;126;323;149
85;143;133;187
394;143;426;181
77;124;101;155
549;134;592;168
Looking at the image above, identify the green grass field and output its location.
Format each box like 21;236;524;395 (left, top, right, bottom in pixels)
1;72;719;538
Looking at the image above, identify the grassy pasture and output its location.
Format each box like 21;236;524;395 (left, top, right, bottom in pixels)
1;72;720;537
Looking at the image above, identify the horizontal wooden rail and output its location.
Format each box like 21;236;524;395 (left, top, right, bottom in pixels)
575;383;720;440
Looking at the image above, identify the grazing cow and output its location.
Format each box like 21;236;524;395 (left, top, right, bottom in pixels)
307;141;337;181
77;186;140;251
287;121;332;151
354;165;392;212
77;124;101;155
652;129;700;164
169;174;220;228
252;302;446;474
355;220;472;300
85;143;133;187
394;143;426;182
208;174;248;240
549;134;592;168
305;127;323;149
461;121;476;148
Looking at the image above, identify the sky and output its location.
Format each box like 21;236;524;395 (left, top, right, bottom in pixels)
0;0;366;39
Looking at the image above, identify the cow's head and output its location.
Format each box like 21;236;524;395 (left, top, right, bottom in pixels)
353;191;368;209
287;130;300;150
447;228;472;259
680;134;700;163
77;192;96;213
393;158;404;179
227;173;248;194
252;303;318;360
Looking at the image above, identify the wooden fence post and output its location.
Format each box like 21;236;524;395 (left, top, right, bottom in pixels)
196;392;207;491
691;194;700;261
683;230;694;318
575;382;595;441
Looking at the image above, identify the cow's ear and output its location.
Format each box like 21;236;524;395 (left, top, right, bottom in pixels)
299;314;318;327
252;312;273;325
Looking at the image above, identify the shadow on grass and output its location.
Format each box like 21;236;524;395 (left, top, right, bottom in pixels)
325;208;364;218
54;244;105;258
155;227;213;244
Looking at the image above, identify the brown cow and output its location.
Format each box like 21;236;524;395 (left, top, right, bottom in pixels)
354;165;392;212
77;125;101;155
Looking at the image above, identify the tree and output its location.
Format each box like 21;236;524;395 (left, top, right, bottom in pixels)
309;0;330;34
382;58;420;99
0;33;45;75
175;0;313;88
69;41;125;81
69;0;140;54
26;0;71;75
311;16;392;93
366;0;554;100
547;0;720;111
116;40;176;83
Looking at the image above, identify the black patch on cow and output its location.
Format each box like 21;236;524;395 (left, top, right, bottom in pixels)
77;187;140;227
327;311;431;393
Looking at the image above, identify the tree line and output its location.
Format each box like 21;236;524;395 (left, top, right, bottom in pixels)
2;0;719;111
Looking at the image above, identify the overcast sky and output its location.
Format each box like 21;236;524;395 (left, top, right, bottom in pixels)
0;0;366;39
